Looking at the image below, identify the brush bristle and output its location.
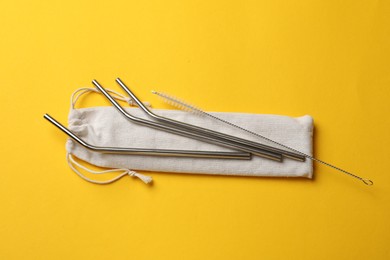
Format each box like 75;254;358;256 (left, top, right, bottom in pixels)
152;91;205;116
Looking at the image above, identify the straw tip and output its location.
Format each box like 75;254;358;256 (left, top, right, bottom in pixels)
91;80;102;88
151;90;157;94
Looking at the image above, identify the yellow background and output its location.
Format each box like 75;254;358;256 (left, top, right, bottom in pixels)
1;0;389;259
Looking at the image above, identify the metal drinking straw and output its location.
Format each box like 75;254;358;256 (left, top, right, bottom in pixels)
92;80;283;161
44;114;251;159
115;77;305;162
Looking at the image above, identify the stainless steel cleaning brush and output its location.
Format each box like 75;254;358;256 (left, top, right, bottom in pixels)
152;90;373;186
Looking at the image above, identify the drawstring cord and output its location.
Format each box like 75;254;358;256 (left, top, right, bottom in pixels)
70;87;151;109
67;153;152;184
67;88;153;185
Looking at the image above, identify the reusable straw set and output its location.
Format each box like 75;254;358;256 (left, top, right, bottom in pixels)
44;78;373;185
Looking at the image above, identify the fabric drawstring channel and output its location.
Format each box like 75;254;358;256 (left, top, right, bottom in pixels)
67;153;153;184
67;87;152;185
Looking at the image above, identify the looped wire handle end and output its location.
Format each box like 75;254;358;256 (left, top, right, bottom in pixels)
361;178;374;186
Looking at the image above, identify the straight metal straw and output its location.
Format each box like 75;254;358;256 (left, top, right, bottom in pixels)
115;78;305;162
43;114;251;159
92;80;283;161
